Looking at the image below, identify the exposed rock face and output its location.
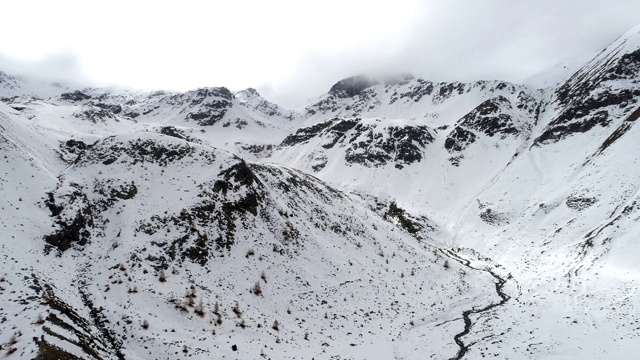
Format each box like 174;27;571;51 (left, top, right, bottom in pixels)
306;74;539;122
535;42;640;145
61;90;91;102
92;102;123;114
235;87;297;121
43;184;94;252
328;75;380;98
158;126;203;144
343;123;434;168
457;96;520;137
183;87;234;126
73;106;120;124
444;95;535;165
445;127;477;153
280;118;434;169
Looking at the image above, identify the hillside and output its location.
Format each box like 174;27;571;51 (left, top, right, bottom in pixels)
2;24;640;360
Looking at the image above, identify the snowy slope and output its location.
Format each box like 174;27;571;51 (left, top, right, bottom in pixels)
2;23;640;360
270;78;548;225
269;24;640;359
0;116;501;359
0;70;73;98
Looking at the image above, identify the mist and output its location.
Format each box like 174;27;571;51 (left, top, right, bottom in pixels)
2;0;640;108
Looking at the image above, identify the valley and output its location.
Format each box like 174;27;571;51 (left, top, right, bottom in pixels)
2;23;640;360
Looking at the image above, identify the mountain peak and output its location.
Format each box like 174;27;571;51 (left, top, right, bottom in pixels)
328;75;380;98
0;70;21;90
235;87;262;103
3;24;640;360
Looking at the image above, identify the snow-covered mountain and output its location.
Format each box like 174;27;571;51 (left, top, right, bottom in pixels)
2;24;640;360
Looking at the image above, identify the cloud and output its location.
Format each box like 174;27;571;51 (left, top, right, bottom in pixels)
0;52;88;85
262;0;640;107
2;0;640;108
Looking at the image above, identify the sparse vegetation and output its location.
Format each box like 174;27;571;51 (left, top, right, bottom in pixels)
188;284;197;298
213;301;220;315
232;301;242;318
8;332;19;346
4;331;20;355
194;299;205;316
252;281;263;296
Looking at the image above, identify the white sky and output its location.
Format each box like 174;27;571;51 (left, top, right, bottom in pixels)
2;0;640;107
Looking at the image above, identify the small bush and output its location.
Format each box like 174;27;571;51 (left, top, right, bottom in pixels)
186;294;195;307
232;302;242;318
8;332;19;345
213;301;220;315
194;300;205;317
252;281;263;296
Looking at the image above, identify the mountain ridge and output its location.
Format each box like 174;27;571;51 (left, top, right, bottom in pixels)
2;24;640;360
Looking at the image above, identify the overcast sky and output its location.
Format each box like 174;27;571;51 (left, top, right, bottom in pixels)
2;0;640;107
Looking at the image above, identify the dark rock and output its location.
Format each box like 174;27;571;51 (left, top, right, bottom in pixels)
445;127;477;153
160;126;186;140
281;118;434;167
566;195;597;212
93;102;122;114
479;208;509;226
43;184;94;252
539;46;640;145
124;111;139;119
241;144;273;154
281;121;334;146
60;90;91;102
329;75;380;98
73;107;117;124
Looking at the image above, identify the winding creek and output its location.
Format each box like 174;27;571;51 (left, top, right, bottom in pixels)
441;249;512;360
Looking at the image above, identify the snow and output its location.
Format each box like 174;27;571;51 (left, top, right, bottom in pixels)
2;23;640;360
